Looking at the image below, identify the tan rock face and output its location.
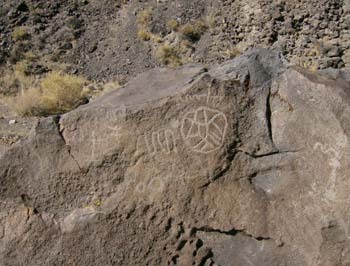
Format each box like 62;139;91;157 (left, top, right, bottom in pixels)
1;49;350;265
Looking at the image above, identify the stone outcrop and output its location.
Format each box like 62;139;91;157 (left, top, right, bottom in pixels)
1;49;350;265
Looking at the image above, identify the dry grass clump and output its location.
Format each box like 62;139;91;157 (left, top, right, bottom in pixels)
137;28;151;41
137;8;152;26
166;19;179;32
156;45;183;67
0;61;37;95
155;19;208;67
83;80;121;100
6;71;88;116
8;87;42;116
12;27;31;41
296;58;319;72
205;14;216;31
22;51;38;61
136;12;209;67
224;46;242;59
137;8;153;42
180;20;207;42
137;8;165;44
10;27;32;63
39;72;88;114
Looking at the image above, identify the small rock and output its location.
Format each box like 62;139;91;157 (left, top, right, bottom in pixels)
319;21;328;29
9;120;16;125
59;42;73;51
327;47;343;57
319;57;343;68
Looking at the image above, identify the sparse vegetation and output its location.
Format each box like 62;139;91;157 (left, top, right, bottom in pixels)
1;51;122;116
180;20;207;42
224;46;242;59
83;80;121;100
7;87;42;116
0;61;38;96
166;19;179;32
23;51;38;61
297;58;319;72
93;199;102;207
9;27;33;63
12;27;31;41
205;14;216;31
137;8;164;43
39;71;88;114
6;71;88;116
156;45;183;67
137;28;151;41
137;8;152;26
150;34;163;43
136;11;210;68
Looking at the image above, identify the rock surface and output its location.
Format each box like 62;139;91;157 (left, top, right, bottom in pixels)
1;49;350;265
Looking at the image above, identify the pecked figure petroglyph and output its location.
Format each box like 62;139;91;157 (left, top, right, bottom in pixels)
136;128;178;156
181;106;227;153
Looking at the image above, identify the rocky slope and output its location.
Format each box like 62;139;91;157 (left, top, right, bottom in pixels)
1;0;350;83
1;49;350;265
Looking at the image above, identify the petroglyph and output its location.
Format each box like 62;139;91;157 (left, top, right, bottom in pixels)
136;128;178;156
90;126;121;162
179;87;224;104
181;107;227;153
313;142;342;202
135;174;166;195
91;130;104;162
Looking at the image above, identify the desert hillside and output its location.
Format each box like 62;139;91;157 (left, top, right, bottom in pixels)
1;0;350;81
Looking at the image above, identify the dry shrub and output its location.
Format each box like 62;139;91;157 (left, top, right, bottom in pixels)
136;13;208;67
224;46;241;59
137;28;151;41
83;80;121;100
40;71;88;114
137;8;152;27
296;58;319;72
150;34;163;43
166;19;179;32
23;51;38;61
137;8;154;42
180;20;207;42
206;14;216;30
6;71;88;116
156;45;183;67
0;61;37;95
7;87;41;116
100;80;121;94
12;27;31;41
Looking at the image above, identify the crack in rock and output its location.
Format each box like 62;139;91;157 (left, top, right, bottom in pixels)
266;88;275;149
53;116;82;171
237;148;300;159
193;226;271;242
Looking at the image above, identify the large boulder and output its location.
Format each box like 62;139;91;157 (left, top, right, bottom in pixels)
1;49;350;265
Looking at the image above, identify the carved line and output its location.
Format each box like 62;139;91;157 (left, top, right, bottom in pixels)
137;129;178;156
181;106;228;154
179;88;224;103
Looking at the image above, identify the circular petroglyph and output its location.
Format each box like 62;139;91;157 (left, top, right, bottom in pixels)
181;107;228;153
